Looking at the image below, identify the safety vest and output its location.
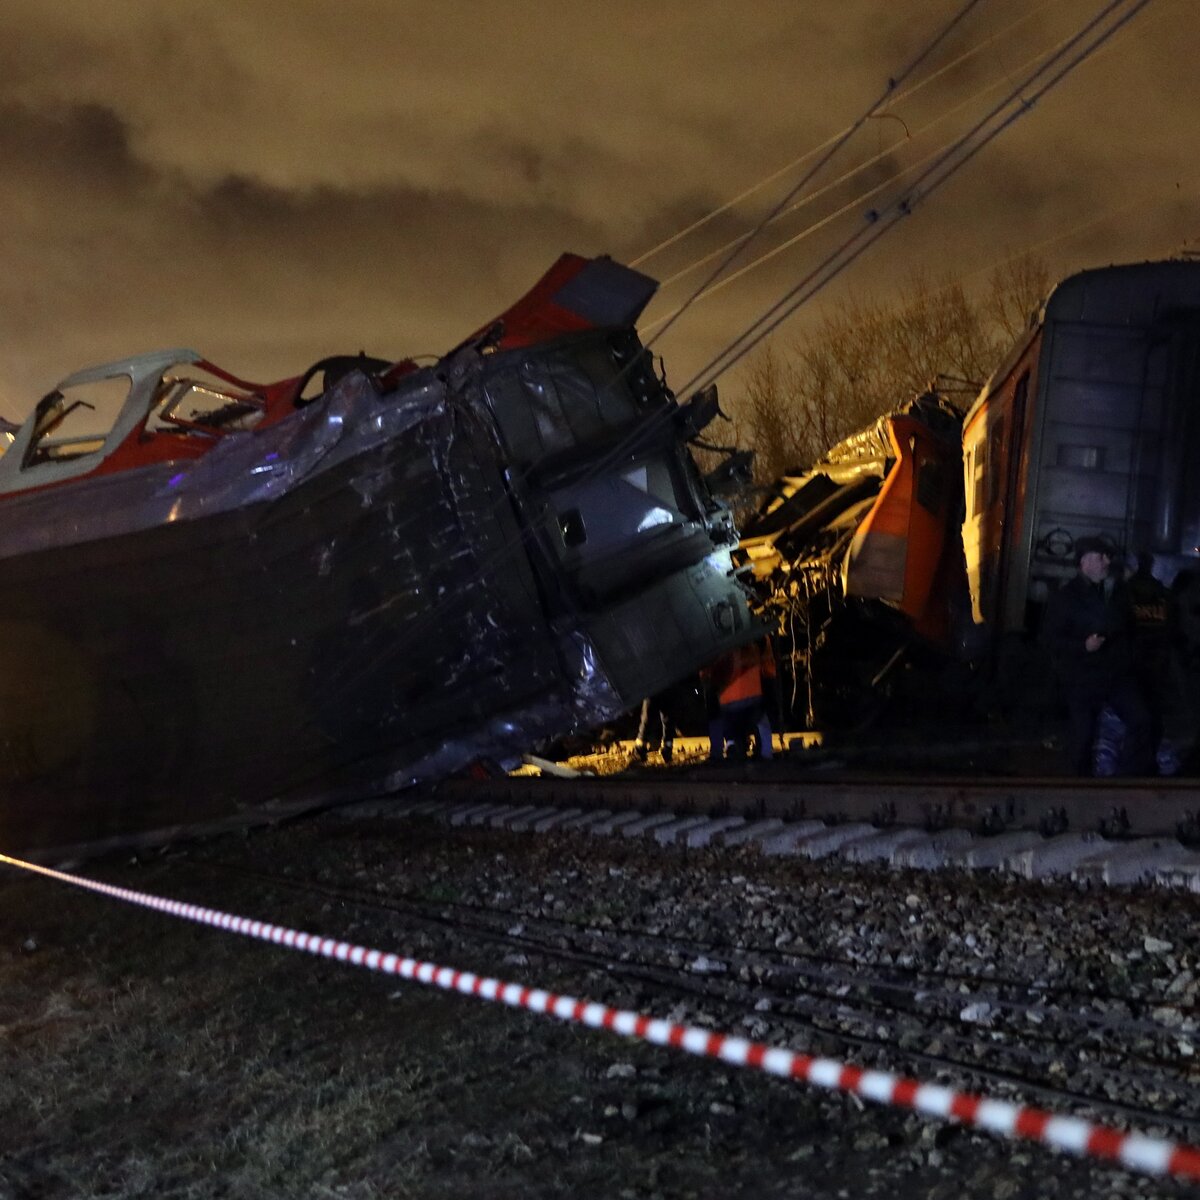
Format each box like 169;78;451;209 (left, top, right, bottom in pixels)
715;640;775;706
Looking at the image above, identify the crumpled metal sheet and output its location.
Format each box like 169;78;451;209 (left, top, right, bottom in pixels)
0;361;638;849
0;270;757;852
0;367;447;562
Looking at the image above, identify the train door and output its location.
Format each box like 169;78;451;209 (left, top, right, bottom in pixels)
961;409;988;624
992;372;1029;625
1148;313;1200;558
962;363;1031;630
1025;321;1161;597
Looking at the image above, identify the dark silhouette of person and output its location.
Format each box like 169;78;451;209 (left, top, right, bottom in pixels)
1040;536;1153;776
1126;551;1175;752
1171;568;1200;670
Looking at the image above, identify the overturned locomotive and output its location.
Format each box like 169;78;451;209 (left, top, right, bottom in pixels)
0;254;757;853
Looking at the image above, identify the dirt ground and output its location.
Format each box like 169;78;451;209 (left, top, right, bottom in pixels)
0;815;1194;1199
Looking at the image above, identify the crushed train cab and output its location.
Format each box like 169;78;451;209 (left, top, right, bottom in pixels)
0;254;759;853
739;393;964;723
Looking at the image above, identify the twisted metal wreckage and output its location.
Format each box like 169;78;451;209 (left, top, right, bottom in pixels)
737;393;966;725
0;255;759;853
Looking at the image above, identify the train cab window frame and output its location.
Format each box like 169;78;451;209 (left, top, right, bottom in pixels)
23;376;133;468
147;376;267;439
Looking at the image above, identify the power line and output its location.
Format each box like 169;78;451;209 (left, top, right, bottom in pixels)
643;1;1155;322
639;0;987;356
681;0;1156;398
628;0;1052;270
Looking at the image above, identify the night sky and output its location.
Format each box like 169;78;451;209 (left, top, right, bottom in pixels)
0;0;1194;419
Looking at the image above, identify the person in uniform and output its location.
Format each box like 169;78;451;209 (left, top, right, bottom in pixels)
1040;535;1153;776
1126;551;1176;756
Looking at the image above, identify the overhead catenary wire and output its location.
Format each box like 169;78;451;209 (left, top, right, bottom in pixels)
642;0;1169;321
680;0;1156;400
951;183;1195;292
561;0;1158;508
539;0;1157;532
643;11;1136;312
628;0;1054;270
641;122;996;337
516;0;1097;501
639;0;986;356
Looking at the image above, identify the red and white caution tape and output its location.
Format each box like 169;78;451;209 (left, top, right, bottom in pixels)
3;851;1198;1183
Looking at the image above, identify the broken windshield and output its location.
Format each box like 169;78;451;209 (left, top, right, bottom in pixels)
25;376;131;465
148;374;265;437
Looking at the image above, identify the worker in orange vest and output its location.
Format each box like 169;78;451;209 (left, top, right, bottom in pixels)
705;637;776;762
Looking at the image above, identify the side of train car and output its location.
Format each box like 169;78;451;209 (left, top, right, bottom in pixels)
963;259;1200;650
0;254;759;853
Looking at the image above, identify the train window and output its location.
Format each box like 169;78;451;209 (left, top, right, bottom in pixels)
25;377;131;466
1014;372;1029;411
971;439;987;515
1052;328;1146;384
148;376;265;437
1057;444;1105;470
986;416;1006;507
916;460;944;513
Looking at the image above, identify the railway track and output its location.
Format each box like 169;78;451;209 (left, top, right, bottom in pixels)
337;771;1200;891
9;772;1200;1193
176;810;1200;1154
22;763;1200;889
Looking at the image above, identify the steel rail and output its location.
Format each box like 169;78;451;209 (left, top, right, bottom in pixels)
179;854;1200;1139
436;772;1200;841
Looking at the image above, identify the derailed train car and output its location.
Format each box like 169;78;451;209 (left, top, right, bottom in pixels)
0;254;757;852
738;393;964;723
744;258;1200;731
963;259;1200;641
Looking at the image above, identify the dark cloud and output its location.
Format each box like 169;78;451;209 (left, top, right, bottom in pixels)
0;101;147;189
0;0;1194;420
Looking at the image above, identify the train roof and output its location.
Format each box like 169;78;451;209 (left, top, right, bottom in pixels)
964;258;1200;426
1043;257;1200;325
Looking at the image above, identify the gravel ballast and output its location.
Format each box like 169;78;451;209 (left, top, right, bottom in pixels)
1;810;1197;1199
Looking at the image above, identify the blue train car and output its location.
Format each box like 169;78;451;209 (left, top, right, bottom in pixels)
964;259;1200;634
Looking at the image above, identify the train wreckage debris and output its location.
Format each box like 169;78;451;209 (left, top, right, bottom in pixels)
0;254;758;853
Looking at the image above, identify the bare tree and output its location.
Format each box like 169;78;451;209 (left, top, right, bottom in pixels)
983;253;1051;344
731;346;807;484
728;256;1050;480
